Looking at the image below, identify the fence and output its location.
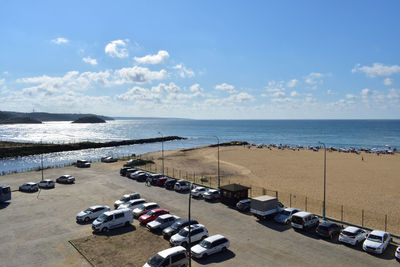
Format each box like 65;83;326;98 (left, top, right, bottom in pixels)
140;159;400;236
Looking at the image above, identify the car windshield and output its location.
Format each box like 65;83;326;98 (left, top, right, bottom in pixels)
147;210;155;216
281;210;291;216
147;254;165;267
120;197;128;202
171;221;181;230
342;231;356;237
318;225;329;231
178;228;190;237
84;208;93;213
367;234;383;242
199;240;212;249
136;204;145;210
96;214;108;222
156;217;164;223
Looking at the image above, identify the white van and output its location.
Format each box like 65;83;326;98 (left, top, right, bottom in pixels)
92;208;133;233
290;211;319;230
144;246;187;267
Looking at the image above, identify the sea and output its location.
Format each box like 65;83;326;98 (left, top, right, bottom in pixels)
1;119;399;174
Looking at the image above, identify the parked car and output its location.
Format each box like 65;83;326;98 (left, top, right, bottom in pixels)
251;195;285;219
56;175;75;184
157;177;169;187
118;198;147;210
339;226;368;246
139;208;170;225
120;167;131;176
136;173;151;182
164;178;177;190
114;193;141;209
76;160;90;168
170;224;208;247
126;169;141;178
174;180;191;192
395;246;400;260
129;170;145;179
316;221;343;239
191;186;207;198
150;174;164;185
38;179;55;189
76;205;110;223
273;208;300;224
132;202;160;219
92;208;133;233
203;189;220;201
362;230;391;254
163;219;199;240
236;198;251;212
101;156;117;163
147;214;181;232
191;234;230;259
144;246;187;267
19;182;39;192
291;211;319;230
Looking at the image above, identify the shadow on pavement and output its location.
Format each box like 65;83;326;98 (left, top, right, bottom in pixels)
255;219;292;232
0;202;10;209
93;224;136;236
292;227;321;240
193;250;236;265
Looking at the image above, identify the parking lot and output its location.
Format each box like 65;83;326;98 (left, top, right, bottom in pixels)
0;162;398;266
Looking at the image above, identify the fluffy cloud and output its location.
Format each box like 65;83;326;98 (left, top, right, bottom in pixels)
361;88;372;98
151;82;181;93
290;91;300;97
287;79;298;88
305;73;324;85
327;89;334;95
346;94;357;100
105;40;129;58
352;63;400;78
189;84;203;93
82;57;98;66
383;78;393;86
173;64;195;78
51;37;69;45
215;83;236;94
114;66;167;84
134;50;169;64
205;92;255;106
0;78;5;85
116;86;161;102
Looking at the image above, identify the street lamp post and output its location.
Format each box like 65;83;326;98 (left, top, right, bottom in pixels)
158;132;164;175
318;141;327;220
188;182;193;267
214;136;220;188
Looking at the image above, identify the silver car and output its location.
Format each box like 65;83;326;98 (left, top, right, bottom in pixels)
273;208;300;224
147;214;180;232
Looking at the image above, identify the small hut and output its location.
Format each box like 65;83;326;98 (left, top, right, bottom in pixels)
219;183;250;206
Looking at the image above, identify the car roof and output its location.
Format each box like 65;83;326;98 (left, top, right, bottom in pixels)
159;214;174;219
183;223;205;231
283;207;298;212
204;234;227;243
143;202;157;207
104;208;130;215
343;226;361;233
207;189;218;193
319;221;336;227
89;205;107;209
26;182;37;185
292;211;313;218
129;198;146;203
177;218;198;224
370;230;388;236
158;246;186;258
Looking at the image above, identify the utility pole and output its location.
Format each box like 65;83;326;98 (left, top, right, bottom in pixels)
318;141;327;220
188;182;192;266
158;132;164;175
214;136;220;188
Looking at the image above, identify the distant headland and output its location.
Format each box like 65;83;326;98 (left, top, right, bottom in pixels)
0;111;113;124
72;116;106;123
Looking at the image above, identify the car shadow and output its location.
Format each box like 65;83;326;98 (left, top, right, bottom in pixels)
175;190;190;194
255;219;292;232
93;224;136;236
192;249;236;265
203;199;220;204
225;205;252;216
0;202;10;209
292;227;321;239
76;219;94;225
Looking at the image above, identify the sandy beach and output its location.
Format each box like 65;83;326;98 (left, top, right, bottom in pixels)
144;145;400;232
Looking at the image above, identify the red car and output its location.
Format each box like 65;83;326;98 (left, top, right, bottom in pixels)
139;208;170;225
157;177;168;187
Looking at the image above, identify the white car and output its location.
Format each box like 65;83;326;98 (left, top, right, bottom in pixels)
19;182;39;192
38;179;55;189
76;205;110;223
92;208;133;233
395;246;400;260
273;208;300;224
362;230;391;254
191;186;207;198
174;180;191;192
132;202;160;218
339;226;368;246
203;189;220;200
170;224;208;247
191;234;230;259
147;214;180;232
114;193;141;208
118;198;147;210
144;246;187;267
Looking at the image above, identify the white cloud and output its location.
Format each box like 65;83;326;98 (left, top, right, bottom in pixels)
172;64;195;78
134;50;169;64
305;72;324;85
346;94;357;100
361;88;372;98
327;89;334;95
383;78;393;86
116;86;161;102
114;66;167;84
82;57;98;66
105;40;129;58
51;37;69;45
204;92;255;106
189;84;203;93
290;91;300;97
272;91;285;97
151;82;181;93
352;63;400;78
287;79;298;88
215;83;236;94
0;78;5;85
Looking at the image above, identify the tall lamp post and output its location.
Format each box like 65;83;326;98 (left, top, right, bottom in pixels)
188;182;193;267
158;131;164;175
318;141;327;220
214;136;220;188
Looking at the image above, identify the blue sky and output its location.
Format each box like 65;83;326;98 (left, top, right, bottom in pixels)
1;0;400;119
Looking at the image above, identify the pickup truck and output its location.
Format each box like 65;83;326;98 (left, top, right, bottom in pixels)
250;195;285;220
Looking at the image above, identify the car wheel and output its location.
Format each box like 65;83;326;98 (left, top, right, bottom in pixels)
181;242;187;247
102;227;109;233
222;247;227;252
84;217;90;223
125;221;130;227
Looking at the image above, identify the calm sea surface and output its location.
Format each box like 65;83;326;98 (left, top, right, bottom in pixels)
1;119;399;174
